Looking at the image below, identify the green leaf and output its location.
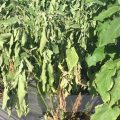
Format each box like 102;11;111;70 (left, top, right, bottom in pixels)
0;33;11;41
66;47;79;71
39;26;47;54
95;60;116;102
14;57;20;68
20;52;29;59
3;53;9;65
86;46;105;67
7;72;15;81
0;17;19;27
85;0;105;5
9;34;14;55
98;17;120;47
0;55;3;65
21;31;27;46
47;63;54;87
0;41;4;48
17;71;29;117
14;30;20;42
24;58;33;72
110;71;120;106
41;62;47;92
14;43;20;58
94;6;120;21
91;104;120;120
0;2;6;12
118;0;120;4
2;87;9;109
52;44;59;54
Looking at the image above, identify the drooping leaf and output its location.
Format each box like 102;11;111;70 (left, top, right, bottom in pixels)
39;26;47;54
17;71;29;117
14;43;20;58
21;31;27;46
47;63;54;87
66;47;79;71
41;61;47;92
24;58;33;72
2;87;9;109
7;71;15;81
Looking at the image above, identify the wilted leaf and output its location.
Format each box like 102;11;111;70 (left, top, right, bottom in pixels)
47;63;54;87
41;62;47;92
39;26;47;54
66;47;79;71
2;87;9;109
17;71;29;117
21;31;27;46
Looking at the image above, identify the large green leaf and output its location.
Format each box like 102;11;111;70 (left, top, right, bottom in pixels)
66;47;79;71
94;5;120;21
95;60;117;102
86;46;105;67
91;104;120;120
110;71;120;106
98;17;120;47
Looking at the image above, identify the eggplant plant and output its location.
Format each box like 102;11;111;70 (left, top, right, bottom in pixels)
0;0;120;120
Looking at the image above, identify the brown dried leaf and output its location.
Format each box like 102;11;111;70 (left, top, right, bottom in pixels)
72;94;82;113
59;89;66;112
